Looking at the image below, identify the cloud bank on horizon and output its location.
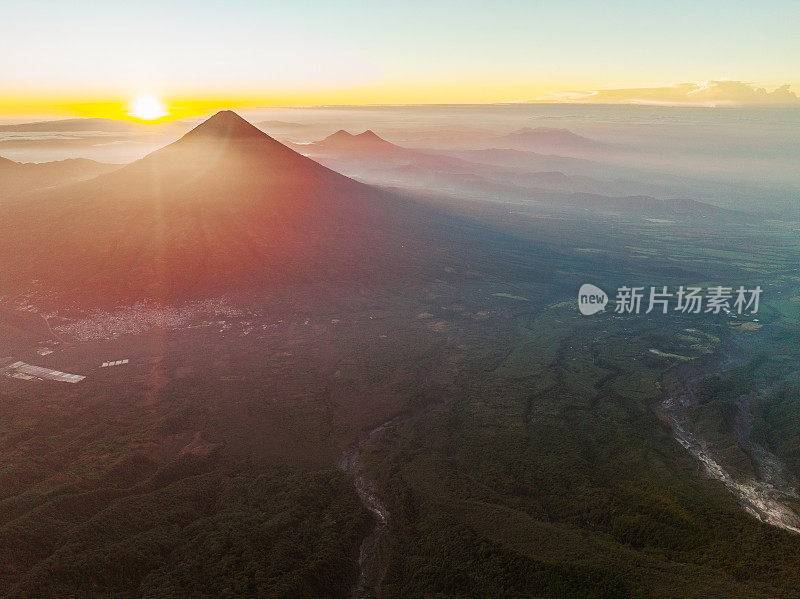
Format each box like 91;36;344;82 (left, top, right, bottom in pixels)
536;81;799;106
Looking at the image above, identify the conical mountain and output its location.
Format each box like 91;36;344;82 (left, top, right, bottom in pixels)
77;110;366;208
0;112;438;304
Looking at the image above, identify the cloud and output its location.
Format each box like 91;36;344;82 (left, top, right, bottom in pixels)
536;81;799;106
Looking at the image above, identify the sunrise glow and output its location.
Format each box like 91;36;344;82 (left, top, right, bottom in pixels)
0;1;796;120
128;95;167;121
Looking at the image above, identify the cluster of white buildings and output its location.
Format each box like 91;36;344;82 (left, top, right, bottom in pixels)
2;361;85;383
101;359;129;368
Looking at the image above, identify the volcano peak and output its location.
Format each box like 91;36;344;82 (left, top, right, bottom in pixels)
356;130;381;140
184;110;267;140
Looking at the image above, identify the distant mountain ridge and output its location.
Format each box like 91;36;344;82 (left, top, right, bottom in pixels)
297;129;480;172
304;129;408;157
292;130;736;219
0;117;185;133
0;118;142;133
0;156;119;197
493;127;604;153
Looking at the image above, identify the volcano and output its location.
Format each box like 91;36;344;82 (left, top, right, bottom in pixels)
300;129;479;173
311;129;406;157
0;111;446;304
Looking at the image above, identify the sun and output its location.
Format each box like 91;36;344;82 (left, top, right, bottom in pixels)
128;94;167;121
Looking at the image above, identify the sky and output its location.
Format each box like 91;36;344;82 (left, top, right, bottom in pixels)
3;0;799;119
